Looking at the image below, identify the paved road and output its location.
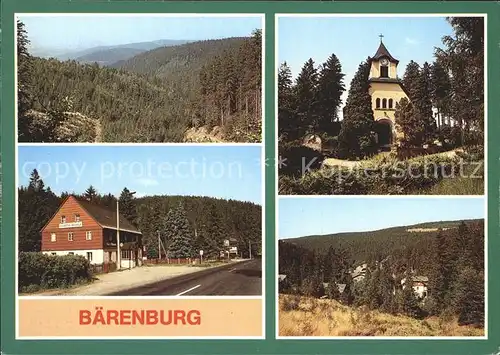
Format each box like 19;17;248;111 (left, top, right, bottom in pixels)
107;259;262;296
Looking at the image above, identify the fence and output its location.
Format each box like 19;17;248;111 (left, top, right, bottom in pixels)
90;262;117;275
143;258;197;265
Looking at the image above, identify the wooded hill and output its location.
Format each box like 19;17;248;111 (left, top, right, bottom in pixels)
279;219;484;326
17;20;262;143
283;219;483;274
18;170;262;259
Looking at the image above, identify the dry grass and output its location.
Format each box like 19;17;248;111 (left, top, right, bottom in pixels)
279;294;484;337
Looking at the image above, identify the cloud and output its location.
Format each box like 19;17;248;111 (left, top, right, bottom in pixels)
135;178;159;187
405;37;419;45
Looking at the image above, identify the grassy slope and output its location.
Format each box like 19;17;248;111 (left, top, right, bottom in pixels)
279;295;484;337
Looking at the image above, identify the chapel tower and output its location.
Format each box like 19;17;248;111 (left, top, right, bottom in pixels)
368;35;409;147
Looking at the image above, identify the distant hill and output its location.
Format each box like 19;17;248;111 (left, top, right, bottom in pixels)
281;218;484;269
111;37;246;84
54;39;193;61
75;48;146;66
287;219;482;248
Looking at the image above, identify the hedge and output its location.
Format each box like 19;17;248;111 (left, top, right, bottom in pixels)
278;140;324;177
278;153;482;195
18;252;92;292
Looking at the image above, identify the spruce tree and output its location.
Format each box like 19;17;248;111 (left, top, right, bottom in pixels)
18;170;60;252
118;187;137;226
166;203;194;258
436;17;484;143
294;58;319;138
338;59;376;159
394;98;422;147
278;62;297;141
452;267;484;326
204;204;225;258
402;60;421;100
316;53;345;136
83;185;98;202
416;62;436;143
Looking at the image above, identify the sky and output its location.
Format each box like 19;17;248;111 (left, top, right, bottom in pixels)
279;197;485;239
18;15;262;52
278;16;455;119
17;145;262;205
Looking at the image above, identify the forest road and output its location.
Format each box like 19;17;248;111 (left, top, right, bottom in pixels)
106;259;262;296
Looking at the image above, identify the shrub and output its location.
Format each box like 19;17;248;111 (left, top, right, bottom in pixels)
278;140;324;177
18;252;92;292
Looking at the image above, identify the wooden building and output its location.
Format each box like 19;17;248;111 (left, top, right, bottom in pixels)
41;195;142;268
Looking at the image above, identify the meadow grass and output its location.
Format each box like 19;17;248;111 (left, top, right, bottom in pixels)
278;294;484;337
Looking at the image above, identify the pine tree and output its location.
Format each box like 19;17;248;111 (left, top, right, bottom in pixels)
402;60;421;100
429;229;451;314
338;59;376;158
28;169;45;192
18;170;61;252
400;278;422;318
436;17;484;143
204;204;225;258
316;53;345;135
278;62;297;141
452;267;484;326
118;187;137;226
416;62;436;142
166;203;194;258
294;59;319;138
394;98;423;147
17;20;33;141
83;185;98;202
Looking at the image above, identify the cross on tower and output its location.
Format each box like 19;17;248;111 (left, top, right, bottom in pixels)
379;34;384;42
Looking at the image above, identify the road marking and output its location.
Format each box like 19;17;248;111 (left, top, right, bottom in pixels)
228;268;236;272
176;284;201;296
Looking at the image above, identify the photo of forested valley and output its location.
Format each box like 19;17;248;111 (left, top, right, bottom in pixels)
16;16;262;143
278;198;485;337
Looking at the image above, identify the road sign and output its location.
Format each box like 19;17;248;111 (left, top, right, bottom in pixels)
199;250;203;256
223;239;230;247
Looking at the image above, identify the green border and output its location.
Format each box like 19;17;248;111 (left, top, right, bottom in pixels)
1;1;499;354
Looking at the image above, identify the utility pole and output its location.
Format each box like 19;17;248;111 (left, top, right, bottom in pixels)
158;231;161;260
249;240;252;260
116;200;121;270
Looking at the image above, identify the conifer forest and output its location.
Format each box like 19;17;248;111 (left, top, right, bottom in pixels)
17;21;262;143
279;219;484;333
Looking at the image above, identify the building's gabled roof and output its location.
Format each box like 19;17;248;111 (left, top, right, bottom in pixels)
76;198;141;234
372;41;399;64
401;276;429;285
412;276;429;283
322;282;347;294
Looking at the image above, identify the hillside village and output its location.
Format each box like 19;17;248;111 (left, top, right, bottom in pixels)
278;219;484;330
